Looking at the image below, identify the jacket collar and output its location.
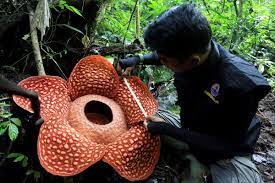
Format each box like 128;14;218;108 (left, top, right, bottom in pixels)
174;40;221;86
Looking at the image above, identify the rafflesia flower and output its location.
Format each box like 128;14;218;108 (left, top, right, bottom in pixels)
13;55;160;181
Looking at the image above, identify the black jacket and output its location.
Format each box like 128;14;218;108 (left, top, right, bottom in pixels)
147;41;271;164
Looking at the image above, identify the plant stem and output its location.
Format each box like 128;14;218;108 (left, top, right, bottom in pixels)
29;9;46;76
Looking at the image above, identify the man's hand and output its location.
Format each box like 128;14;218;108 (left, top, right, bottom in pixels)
29;94;44;126
117;63;134;76
143;115;165;130
13;88;44;126
117;56;141;76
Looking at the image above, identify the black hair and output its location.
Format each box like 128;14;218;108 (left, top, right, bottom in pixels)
144;4;212;59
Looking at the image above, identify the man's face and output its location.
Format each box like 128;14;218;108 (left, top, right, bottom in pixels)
159;54;198;72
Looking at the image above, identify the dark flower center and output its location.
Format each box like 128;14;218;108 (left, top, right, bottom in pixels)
84;101;113;125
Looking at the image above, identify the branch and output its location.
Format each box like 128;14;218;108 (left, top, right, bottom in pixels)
123;0;139;45
0;141;13;167
29;9;46;76
90;43;143;55
135;0;140;39
202;0;210;15
221;0;226;13
239;0;243;18
233;0;239;17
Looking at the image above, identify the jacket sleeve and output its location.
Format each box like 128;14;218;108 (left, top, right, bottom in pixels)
147;121;238;158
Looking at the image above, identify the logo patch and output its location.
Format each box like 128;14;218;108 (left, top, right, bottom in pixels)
210;83;220;97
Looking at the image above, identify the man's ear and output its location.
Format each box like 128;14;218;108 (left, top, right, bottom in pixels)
191;55;201;66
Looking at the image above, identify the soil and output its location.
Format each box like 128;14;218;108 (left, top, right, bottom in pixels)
254;92;275;183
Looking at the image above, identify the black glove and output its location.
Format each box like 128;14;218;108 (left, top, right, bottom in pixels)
118;56;141;69
28;91;44;126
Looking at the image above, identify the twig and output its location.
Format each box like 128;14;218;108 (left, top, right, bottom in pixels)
40;46;67;80
122;0;139;45
10;52;33;67
233;0;239;17
202;0;210;15
0;141;13;167
135;0;140;39
0;97;11;101
221;0;226;13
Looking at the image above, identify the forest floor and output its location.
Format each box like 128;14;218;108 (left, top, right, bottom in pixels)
254;92;275;183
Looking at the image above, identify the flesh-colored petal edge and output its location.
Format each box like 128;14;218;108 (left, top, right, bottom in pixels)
103;125;161;181
13;76;70;121
115;76;158;125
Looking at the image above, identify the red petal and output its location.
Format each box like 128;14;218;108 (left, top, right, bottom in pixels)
103;125;161;181
115;77;158;125
68;95;127;145
68;55;119;101
13;76;70;121
38;116;106;176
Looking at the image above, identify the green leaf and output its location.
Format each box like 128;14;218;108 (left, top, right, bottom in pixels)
22;156;28;167
104;56;114;64
7;153;23;158
11;118;21;126
14;154;24;162
58;0;66;10
65;5;83;17
56;24;84;35
0;121;10;128
258;64;265;73
8;123;19;141
0;102;11;107
22;34;30;41
0;126;8;136
34;171;41;181
0;113;12;118
26;170;41;182
26;170;35;175
34;171;41;182
59;4;65;10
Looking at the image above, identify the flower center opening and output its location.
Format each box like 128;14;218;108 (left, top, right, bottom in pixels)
84;101;113;125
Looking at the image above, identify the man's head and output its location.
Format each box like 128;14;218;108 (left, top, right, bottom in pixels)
144;4;212;72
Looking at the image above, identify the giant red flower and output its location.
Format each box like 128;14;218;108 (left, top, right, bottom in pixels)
13;55;160;181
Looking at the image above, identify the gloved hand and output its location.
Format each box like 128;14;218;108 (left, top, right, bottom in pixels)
117;55;141;76
143;115;165;130
27;91;44;126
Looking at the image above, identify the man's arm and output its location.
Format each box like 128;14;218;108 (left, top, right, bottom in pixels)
147;91;263;158
147;121;238;157
0;75;38;99
0;75;42;124
118;51;161;68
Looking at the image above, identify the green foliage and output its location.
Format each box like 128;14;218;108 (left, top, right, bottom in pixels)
0;102;28;169
141;66;173;84
54;0;83;17
26;170;41;182
0;103;21;141
200;0;274;88
97;0;274;89
0;102;41;180
7;153;28;167
97;0;183;43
